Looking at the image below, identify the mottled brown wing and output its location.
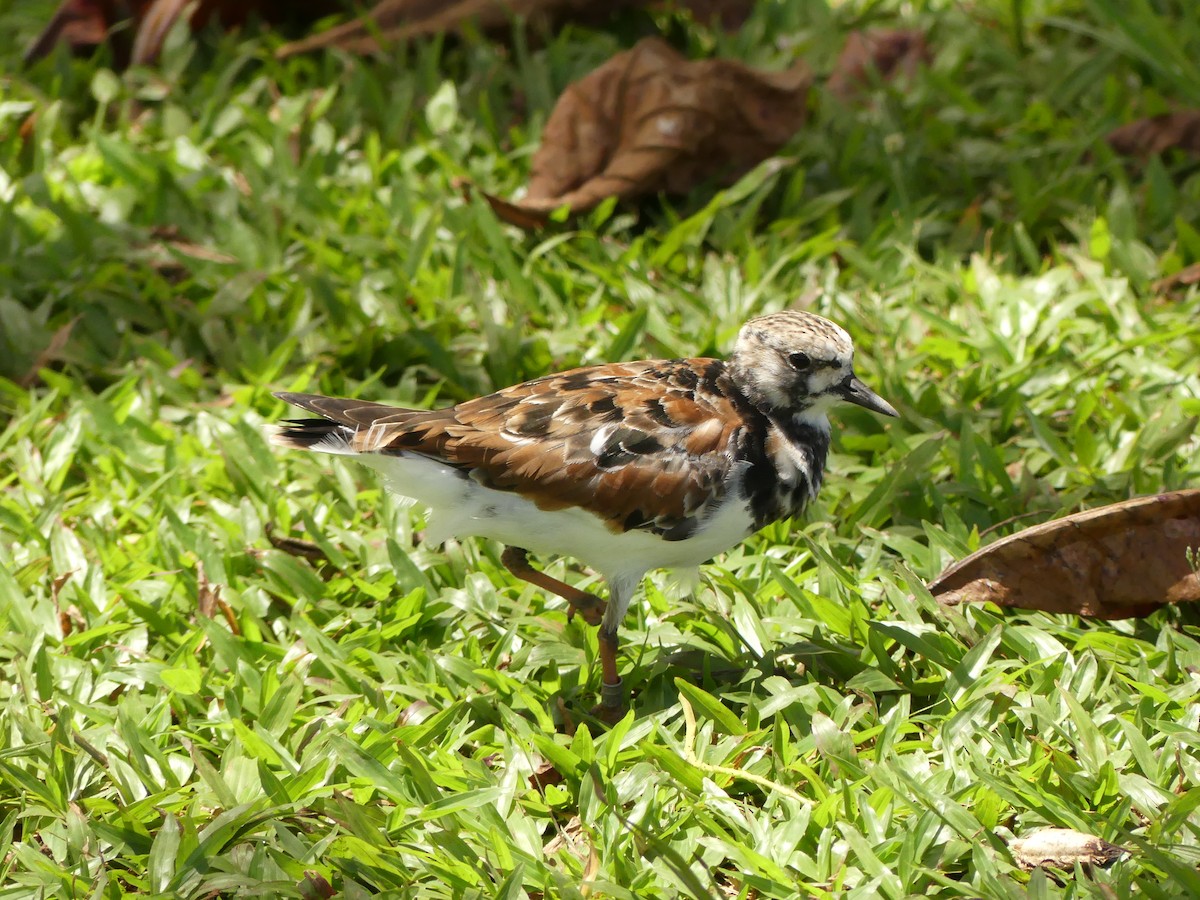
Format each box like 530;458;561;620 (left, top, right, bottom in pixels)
277;360;748;538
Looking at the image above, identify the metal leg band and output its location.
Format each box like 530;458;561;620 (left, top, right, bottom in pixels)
600;677;625;710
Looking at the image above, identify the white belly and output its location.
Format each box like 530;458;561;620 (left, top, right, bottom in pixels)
362;453;755;582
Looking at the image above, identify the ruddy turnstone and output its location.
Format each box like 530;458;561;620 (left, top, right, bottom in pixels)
273;310;897;714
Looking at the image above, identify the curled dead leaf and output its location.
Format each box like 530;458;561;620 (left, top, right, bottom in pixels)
544;815;590;864
196;559;241;634
196;560;219;620
826;28;930;101
265;523;329;564
264;524;341;586
30;0;764;67
141;226;238;281
528;756;565;791
556;695;576;736
298;871;336;900
397;699;435;726
26;0;342;67
492;37;810;226
1009;827;1127;871
478;189;558;230
22;0;127;65
1152;261;1200;296
929;490;1200;618
1106;110;1200;160
20;315;81;389
671;0;755;29
277;0;642;58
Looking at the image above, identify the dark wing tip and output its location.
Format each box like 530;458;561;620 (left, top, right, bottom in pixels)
274;391;332;413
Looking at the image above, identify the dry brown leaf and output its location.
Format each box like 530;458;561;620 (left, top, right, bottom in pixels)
277;0;641;58
298;871;336;900
827;28;930;101
1106;110;1200;160
544;815;589;864
1152;261;1200;296
129;0;190;65
556;695;576;736
264;523;340;582
1009;828;1127;871
929;490;1200;618
30;0;754;66
667;0;755;29
490;37;810;226
25;0;342;67
140;226;238;281
195;559;242;634
527;756;565;791
196;559;220;619
20;315;82;389
478;189;558;230
266;523;333;564
397;699;435;726
22;0;134;65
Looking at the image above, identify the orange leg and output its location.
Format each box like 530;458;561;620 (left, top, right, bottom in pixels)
596;625;625;717
502;546;626;719
500;546;605;626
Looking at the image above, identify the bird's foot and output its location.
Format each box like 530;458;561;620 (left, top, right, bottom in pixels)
566;592;606;627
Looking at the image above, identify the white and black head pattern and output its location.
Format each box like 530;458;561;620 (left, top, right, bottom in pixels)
729;310;894;421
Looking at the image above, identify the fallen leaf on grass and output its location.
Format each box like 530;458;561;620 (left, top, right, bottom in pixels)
298;871;336;900
398;699;435;725
1106;110;1200;159
1009;828;1127;871
544;815;590;864
22;0;119;65
278;0;626;58
827;27;930;101
263;523;342;584
196;560;220;620
196;559;242;634
671;0;756;29
490;36;811;226
1152;262;1200;296
25;0;342;67
265;523;333;566
140;226;238;282
929;490;1200;618
276;0;749;59
528;756;566;791
19;315;81;389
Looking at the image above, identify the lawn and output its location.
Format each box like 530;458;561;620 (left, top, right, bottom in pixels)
2;0;1199;896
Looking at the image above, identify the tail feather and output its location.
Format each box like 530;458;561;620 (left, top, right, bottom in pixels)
271;391;420;454
273;416;352;452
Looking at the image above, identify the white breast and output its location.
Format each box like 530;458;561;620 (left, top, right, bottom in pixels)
362;452;756;583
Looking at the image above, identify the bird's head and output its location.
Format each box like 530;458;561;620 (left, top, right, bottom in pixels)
729;310;899;423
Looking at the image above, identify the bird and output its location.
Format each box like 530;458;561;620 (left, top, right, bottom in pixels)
271;309;898;716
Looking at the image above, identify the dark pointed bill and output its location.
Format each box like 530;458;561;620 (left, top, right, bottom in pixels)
839;376;899;417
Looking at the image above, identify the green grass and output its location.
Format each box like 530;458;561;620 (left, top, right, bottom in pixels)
2;0;1200;896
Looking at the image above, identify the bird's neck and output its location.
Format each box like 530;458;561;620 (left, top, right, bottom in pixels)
734;404;832;530
780;407;831;447
776;409;831;498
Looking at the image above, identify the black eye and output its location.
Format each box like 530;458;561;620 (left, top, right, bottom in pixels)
788;352;811;371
